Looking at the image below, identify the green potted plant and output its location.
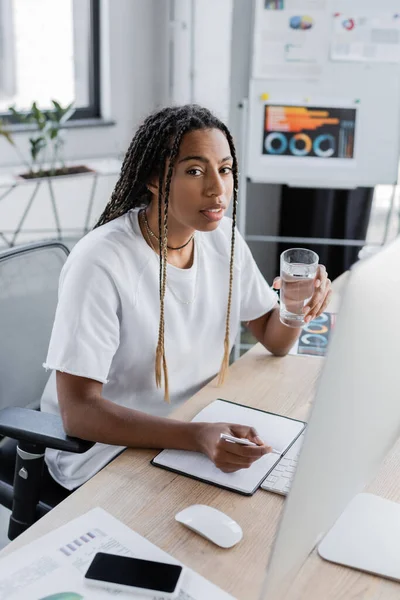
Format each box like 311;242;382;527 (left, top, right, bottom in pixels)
1;100;94;178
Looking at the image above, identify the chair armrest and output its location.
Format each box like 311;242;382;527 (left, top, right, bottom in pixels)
0;407;94;453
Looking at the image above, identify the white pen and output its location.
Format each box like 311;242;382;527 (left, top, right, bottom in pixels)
220;433;282;455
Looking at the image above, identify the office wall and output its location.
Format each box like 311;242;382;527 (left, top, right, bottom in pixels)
229;0;281;282
167;0;233;122
192;0;233;123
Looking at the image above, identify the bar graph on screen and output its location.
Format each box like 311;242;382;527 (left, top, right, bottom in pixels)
263;105;356;159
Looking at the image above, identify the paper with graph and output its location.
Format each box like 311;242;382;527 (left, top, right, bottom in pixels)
0;507;234;600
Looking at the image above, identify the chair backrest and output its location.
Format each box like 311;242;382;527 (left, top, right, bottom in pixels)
0;242;68;410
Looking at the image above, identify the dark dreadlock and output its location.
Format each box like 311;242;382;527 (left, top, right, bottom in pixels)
95;105;239;401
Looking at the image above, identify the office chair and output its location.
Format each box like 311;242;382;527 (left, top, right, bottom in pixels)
0;241;93;541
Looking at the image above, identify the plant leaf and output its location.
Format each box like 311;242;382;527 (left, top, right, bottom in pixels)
46;110;58;122
31;102;47;129
64;101;75;113
0;119;14;145
8;105;20;117
29;136;46;160
51;99;63;114
8;105;30;123
51;100;75;124
60;105;75;124
49;126;59;140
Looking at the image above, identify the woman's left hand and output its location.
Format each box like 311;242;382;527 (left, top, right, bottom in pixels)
302;265;332;323
273;265;332;324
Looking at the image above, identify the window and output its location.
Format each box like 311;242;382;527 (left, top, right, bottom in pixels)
0;0;100;121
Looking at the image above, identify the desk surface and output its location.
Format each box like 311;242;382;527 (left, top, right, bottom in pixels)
2;345;400;600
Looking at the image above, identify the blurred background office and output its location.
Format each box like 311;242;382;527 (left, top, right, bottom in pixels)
0;0;399;356
1;0;400;550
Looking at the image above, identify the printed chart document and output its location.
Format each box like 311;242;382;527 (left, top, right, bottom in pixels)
252;0;329;80
0;507;234;600
331;14;400;64
152;399;305;495
289;312;336;357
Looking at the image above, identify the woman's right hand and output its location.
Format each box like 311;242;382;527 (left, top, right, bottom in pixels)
194;422;272;473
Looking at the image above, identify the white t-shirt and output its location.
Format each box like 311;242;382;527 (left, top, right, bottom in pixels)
42;208;278;489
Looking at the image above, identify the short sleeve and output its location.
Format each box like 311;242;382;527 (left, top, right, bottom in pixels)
237;230;278;322
43;254;121;383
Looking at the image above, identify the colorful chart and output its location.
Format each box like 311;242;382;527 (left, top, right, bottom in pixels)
342;18;356;31
289;15;314;30
262;105;357;159
264;0;284;9
297;313;336;357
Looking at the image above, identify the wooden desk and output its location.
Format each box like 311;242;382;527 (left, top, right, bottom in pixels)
285;439;400;600
2;345;400;600
0;346;318;598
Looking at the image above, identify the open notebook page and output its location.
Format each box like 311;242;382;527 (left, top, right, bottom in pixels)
152;399;305;495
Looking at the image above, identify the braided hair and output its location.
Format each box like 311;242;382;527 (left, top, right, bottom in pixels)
95;105;239;401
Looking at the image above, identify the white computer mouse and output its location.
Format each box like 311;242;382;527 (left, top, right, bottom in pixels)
175;504;243;549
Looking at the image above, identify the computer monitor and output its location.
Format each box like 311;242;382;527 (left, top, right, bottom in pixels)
260;237;400;599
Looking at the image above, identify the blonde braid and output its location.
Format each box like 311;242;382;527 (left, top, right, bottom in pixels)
218;194;238;385
155;153;169;400
161;195;169;397
218;130;239;386
154;129;187;400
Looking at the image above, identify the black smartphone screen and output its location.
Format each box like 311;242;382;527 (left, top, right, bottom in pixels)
85;552;182;593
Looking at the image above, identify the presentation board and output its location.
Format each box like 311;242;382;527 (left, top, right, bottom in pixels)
246;0;400;187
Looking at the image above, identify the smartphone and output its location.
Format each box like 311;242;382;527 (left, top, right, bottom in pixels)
84;552;185;598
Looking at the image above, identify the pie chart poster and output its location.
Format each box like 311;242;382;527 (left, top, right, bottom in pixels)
262;105;357;159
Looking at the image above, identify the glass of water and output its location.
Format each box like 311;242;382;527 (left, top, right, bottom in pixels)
279;248;319;328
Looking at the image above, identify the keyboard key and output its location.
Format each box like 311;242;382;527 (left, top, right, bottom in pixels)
273;465;285;472
265;475;278;484
274;478;289;493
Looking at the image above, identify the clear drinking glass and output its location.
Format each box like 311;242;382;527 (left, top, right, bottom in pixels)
279;248;319;328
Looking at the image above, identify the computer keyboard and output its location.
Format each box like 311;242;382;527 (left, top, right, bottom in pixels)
261;433;305;496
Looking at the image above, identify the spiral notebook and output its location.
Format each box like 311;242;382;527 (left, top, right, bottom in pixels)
152;399;306;495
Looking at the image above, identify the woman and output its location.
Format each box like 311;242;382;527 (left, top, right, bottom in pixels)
43;105;331;490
